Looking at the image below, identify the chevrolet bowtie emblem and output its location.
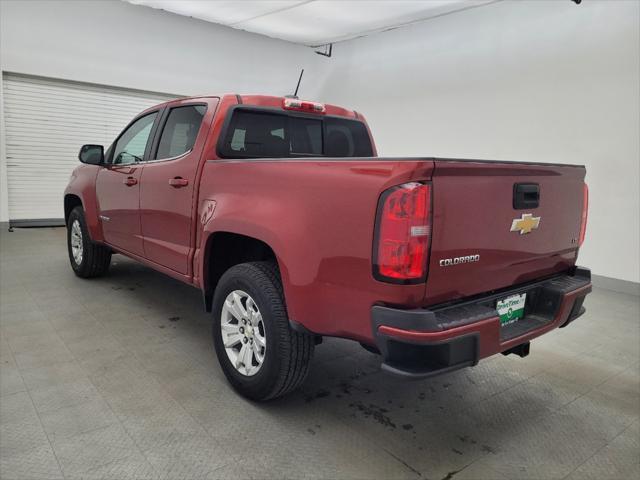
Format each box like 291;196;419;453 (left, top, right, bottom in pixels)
510;213;541;235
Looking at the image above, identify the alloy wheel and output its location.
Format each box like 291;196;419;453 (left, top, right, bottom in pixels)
70;220;83;265
220;290;267;376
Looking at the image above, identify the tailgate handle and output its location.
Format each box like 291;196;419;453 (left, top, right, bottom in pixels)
513;183;539;209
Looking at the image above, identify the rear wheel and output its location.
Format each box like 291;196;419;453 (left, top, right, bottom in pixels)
67;206;111;278
212;261;314;401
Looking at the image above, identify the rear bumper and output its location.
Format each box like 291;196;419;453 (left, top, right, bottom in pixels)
372;267;592;379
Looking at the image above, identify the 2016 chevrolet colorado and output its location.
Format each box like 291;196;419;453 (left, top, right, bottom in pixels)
64;94;591;400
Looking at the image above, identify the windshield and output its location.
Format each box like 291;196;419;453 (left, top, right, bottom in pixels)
218;109;374;158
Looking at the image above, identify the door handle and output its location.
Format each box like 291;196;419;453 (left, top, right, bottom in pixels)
169;177;189;188
124;177;138;186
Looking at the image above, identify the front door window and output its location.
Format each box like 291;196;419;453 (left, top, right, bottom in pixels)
111;112;158;164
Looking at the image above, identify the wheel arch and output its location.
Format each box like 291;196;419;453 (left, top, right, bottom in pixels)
64;194;83;225
201;231;279;312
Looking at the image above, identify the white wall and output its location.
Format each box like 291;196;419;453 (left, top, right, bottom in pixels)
0;0;329;223
317;0;640;283
0;0;328;97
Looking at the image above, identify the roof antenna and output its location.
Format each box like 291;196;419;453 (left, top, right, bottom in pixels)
286;69;304;99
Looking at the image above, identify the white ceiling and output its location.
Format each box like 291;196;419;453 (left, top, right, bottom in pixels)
125;0;496;47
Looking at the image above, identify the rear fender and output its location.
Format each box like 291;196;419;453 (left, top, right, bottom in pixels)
195;182;317;323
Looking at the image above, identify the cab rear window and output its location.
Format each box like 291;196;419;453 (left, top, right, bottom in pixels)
218;109;373;158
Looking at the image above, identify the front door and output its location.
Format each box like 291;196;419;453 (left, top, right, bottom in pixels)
96;111;159;256
140;100;216;274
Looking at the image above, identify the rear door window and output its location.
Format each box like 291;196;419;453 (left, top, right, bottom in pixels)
156;105;206;159
219;109;373;158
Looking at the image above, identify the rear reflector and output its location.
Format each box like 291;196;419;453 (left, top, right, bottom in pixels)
282;98;326;113
579;183;588;247
373;182;432;283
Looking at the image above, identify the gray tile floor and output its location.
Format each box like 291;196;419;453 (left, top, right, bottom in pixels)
0;227;638;480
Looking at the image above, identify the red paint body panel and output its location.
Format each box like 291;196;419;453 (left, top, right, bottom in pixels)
95;164;145;256
198;159;434;343
64;93;588;353
425;161;585;305
65;165;104;242
140;97;220;275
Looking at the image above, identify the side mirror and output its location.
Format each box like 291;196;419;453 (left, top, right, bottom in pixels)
78;144;104;165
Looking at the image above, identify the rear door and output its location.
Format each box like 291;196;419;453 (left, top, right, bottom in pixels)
96;111;160;256
139;98;218;274
425;160;586;305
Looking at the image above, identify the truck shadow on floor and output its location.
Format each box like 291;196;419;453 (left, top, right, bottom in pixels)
97;258;597;480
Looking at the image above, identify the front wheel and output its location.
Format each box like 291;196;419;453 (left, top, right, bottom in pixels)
67;206;111;278
212;261;314;401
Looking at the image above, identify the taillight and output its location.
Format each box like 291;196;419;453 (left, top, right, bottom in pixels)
282;98;326;114
579;183;588;247
373;182;432;283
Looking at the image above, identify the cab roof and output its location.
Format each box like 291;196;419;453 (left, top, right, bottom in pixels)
144;94;360;119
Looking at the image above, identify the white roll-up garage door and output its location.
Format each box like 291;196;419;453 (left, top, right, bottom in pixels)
2;72;179;226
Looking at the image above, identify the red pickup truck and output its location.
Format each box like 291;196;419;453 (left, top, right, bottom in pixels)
64;94;591;400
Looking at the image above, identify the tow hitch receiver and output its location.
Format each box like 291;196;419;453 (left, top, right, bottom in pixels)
502;342;530;358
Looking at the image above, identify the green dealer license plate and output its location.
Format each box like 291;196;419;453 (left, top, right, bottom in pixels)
497;293;526;326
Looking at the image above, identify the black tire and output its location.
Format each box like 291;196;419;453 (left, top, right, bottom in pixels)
67;206;111;278
212;261;314;401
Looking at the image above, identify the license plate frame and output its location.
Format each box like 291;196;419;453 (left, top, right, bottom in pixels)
496;293;527;326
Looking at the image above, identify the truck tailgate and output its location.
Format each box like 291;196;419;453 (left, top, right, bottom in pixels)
425;160;586;306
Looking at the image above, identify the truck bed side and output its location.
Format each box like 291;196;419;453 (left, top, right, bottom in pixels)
196;158;435;344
